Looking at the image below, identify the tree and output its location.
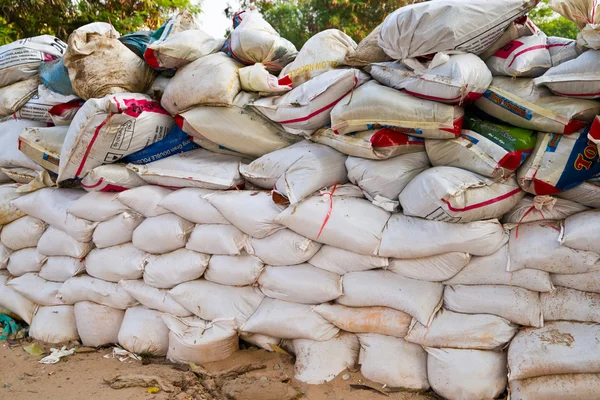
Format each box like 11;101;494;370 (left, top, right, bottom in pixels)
528;0;579;39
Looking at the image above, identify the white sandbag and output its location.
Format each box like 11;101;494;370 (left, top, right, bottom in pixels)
508;321;600;380
0;78;39;118
118;307;169;356
58;275;138;309
239;332;281;351
186;224;246;256
81;164;147;192
0;184;26;226
12;85;79;123
534;50;600;98
308;245;388;275
444;284;543;327
388;252;471;282
358;334;429;390
128;149;244;190
239;63;292;94
169;280;264;326
557;177;600;208
144;29;222;70
547;36;582;66
561;210;600;253
445;246;554;292
37;227;93;258
330;81;464;139
426;347;507;400
406;309;518;350
0;244;9;270
132;213;194;254
474;77;600;134
7;273;64;306
7;248;47;277
338;270;443;325
379;214;507;258
74;301;124;347
552;270;600;293
161;53;242;115
85;244;145;282
117;186;171;217
279;29;356;87
400;167;524;223
503;195;589;224
313;304;412;338
479;16;539;61
205;253;264;286
275;195;390;256
541;286;600;323
68;192;130;222
119;280;191;317
58;93;174;182
548;0;600;49
1;216;47;250
245;229;321;266
12;188;98;242
252;69;369;137
30;305;79;343
39;257;85;282
158;188;228;224
241;298;339;341
0;272;36;324
93;212;144;249
486;32;551;77
508;221;600;274
293;332;359;384
143;249;209;289
378;0;537;60
0;120;46;171
344;24;392;67
510;374;600;400
370;53;492;104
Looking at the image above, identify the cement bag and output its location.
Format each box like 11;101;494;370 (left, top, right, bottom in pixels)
445;246;555;292
338;270;443;325
117;186;171;217
313;304;411;338
93;212;144;249
549;0;600;49
239;63;292;94
0;272;36;324
121;124;199;165
406;309;518;350
0;35;66;88
426;347;507;400
474;77;600;134
74;301;124;347
7;273;64;306
486;32;551;77
388;252;471;282
378;0;538;60
10;85;80;123
330;81;464;139
1;216;47;250
508;321;600;380
58;275;138;309
118;307;169;356
39;257;85;282
245;229;322;266
143;249;209;289
85;244;145;282
144;29;222;71
358;334;429;390
158;188;228;224
534;50;600;98
7;249;47;277
557;177;600;208
240;298;339;341
479;16;540;61
308;245;388;275
178;92;299;158
346;152;430;211
169;280;264;326
258;264;342;304
0;78;38;118
163;316;238;365
252;69;369;137
225;12;296;73
81;164;147;192
68;192;130;222
186;224;246;256
63;23;155;100
541;286;600;323
279;30;356;87
293;332;359;384
58;93;174;182
205;253;264;287
561;210;600;254
548;36;583;66
400;167;524;223
444;284;543;327
161;53;242;115
503;195;589;224
205;190;285;238
37;227;93;258
508;221;600;274
552;270;600;293
119;280;191;317
510;374;600;400
275;196;390;256
370;53;492;104
133;214;193;254
344;24;392;67
0;119;46;171
29;305;79;343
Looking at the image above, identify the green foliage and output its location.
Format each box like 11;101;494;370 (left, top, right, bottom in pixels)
528;0;579;39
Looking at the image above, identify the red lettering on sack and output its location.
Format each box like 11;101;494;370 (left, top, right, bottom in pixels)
493;40;524;60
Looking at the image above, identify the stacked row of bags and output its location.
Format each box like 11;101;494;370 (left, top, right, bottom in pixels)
2;0;600;399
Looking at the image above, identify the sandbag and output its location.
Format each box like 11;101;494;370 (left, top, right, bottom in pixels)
549;0;600;49
81;164;148;192
143;249;209;289
204;253;264;287
0;244;9;270
239;332;281;352
68;192;130;222
534;50;600;98
245;229;322;266
239;63;292;94
510;374;600;400
10;85;80;123
0;119;46;171
0;78;39;118
121;124;199;165
552;270;600;293
119;280;191;317
30;305;79;343
308;245;388;275
1;216;47;250
7;273;64;306
548;35;583;66
74;301;125;347
503;195;589;224
117;186;171;217
39;257;85;282
118;307;169;356
158;188;228;224
85;244;145;282
0;272;36;324
7;248;47;277
557;177;600;208
93;212;144;249
58;275;138;309
37;227;93;258
186;224;246;256
343;24;392;67
541;286;600;323
388;252;471;282
561;209;600;253
486;32;551;77
132;213;194;254
144;29;222;71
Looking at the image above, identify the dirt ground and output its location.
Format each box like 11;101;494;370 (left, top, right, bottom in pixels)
0;340;440;400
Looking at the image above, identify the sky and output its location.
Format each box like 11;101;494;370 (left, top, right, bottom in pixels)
197;0;241;38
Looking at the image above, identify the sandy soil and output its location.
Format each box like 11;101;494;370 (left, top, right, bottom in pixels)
0;340;440;400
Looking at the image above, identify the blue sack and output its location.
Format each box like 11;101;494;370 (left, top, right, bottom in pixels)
122;124;199;165
39;59;74;96
119;30;155;59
